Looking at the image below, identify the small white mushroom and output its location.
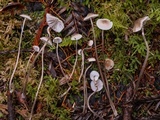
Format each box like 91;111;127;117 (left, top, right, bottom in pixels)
20;14;32;21
105;58;114;70
69;33;82;80
83;13;99;21
96;18;113;30
132;16;150;32
53;37;62;44
53;37;66;77
90;79;103;92
32;45;40;52
46;13;64;33
87;57;96;62
88;40;94;47
90;70;100;81
40;37;52;46
71;33;82;40
78;49;82;56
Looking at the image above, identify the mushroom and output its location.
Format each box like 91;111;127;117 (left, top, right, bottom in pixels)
87;73;104;119
87;40;94;47
78;40;94;83
96;18;113;52
29;40;45;120
52;37;66;77
96;18;118;117
32;45;40;52
90;70;100;81
69;33;82;80
9;14;32;93
104;58;114;70
90;79;103;92
40;36;52;46
22;26;51;100
132;16;150;96
83;13;99;21
46;13;64;33
96;19;113;30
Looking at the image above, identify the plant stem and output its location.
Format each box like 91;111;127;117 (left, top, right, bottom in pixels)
9;18;26;92
56;42;71;98
56;43;66;77
69;39;78;80
29;46;45;120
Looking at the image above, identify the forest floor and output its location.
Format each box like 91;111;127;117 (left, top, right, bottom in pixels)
0;0;160;120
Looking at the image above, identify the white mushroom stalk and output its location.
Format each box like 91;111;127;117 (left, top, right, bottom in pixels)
9;14;32;93
22;27;51;97
78;40;93;83
82;57;96;114
132;16;150;97
53;37;66;77
29;45;45;120
69;33;82;80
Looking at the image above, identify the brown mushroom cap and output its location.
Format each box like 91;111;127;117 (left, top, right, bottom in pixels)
105;58;114;70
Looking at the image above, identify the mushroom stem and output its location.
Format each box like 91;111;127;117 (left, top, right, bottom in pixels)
102;30;105;53
82;63;93;114
69;39;78;79
22;42;47;96
78;47;91;83
9;18;27;92
29;46;45;120
56;42;66;77
87;86;104;120
134;26;149;96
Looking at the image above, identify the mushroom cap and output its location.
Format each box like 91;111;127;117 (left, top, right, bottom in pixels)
90;79;103;92
32;45;40;52
88;40;93;47
71;33;82;40
132;16;150;32
105;58;114;70
53;37;62;44
40;37;52;46
78;49;82;55
87;57;96;62
90;70;100;81
96;19;113;30
20;14;32;20
83;13;99;21
46;13;64;33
